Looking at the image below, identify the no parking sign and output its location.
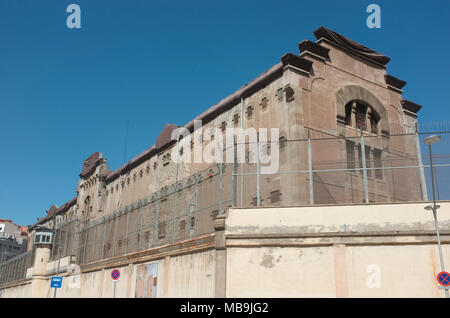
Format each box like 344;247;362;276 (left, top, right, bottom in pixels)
437;271;450;287
111;269;120;281
111;269;120;298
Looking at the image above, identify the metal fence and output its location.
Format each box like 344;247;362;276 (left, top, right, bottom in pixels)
0;250;34;286
1;128;449;286
49;163;233;265
234;129;450;207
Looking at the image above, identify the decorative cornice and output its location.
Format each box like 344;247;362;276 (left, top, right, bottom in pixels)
79;152;105;179
385;74;406;91
401;99;422;114
80;234;215;273
281;53;313;73
313;26;390;66
298;40;330;60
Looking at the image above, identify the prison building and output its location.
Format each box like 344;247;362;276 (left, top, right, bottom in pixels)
27;26;424;264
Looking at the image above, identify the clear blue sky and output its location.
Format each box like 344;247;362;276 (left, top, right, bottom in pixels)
1;0;450;226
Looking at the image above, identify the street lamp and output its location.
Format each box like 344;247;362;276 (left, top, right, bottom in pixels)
424;135;448;298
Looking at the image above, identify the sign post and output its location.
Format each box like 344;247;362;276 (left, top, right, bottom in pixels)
111;269;120;298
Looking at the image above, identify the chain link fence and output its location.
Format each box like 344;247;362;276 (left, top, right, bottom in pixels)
0;250;34;286
49;163;233;265
1;128;449;287
234;130;450;207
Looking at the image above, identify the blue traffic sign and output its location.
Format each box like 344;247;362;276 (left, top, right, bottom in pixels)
437;272;450;287
111;269;120;281
51;276;63;288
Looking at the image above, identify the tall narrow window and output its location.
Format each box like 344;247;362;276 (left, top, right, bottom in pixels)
370;113;379;135
158;223;166;239
247;106;254;119
285;86;295;102
374;149;383;180
84;196;91;217
356;145;363;175
345;103;353;126
279;136;287;151
355;103;367;130
346;140;355;170
365;146;372;177
233;114;240;126
261;97;268;111
344;100;380;135
276;88;283;101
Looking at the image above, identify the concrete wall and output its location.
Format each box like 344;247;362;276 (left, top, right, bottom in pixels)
3;202;449;297
0;282;31;298
0;236;215;298
223;202;450;298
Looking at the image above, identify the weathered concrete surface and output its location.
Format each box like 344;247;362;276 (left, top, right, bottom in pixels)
3;202;449;297
224;202;450;298
0;237;215;298
225;202;450;236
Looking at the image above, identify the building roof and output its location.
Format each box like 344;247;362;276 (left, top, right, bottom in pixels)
313;26;390;66
79;152;105;179
28;197;77;230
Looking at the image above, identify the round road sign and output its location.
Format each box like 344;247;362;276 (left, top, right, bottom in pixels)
111;269;120;281
437;271;450;287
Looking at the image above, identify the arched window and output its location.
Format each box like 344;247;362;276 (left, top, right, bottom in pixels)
84;196;91;217
344;101;379;134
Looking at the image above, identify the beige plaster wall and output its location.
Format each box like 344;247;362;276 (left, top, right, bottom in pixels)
225;202;450;298
0;249;215;298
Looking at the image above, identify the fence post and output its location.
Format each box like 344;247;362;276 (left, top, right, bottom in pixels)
69;219;76;258
194;176;199;238
186;177;198;239
172;139;180;244
218;163;224;214
1;263;4;285
93;223;98;261
0;263;4;285
6;261;11;284
101;217;106;260
240;97;245;207
11;260;15;282
3;262;6;284
63;224;69;258
415;127;429;200
50;231;55;261
256;134;261;206
154;194;160;247
138;209;143;250
124;210;130;255
308;129;314;205
232;137;237;207
360;128;369;203
20;255;24;281
112;212;119;258
82;225;88;264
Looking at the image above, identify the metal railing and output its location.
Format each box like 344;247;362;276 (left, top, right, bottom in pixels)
0;250;34;286
2;128;450;286
49;163;232;265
